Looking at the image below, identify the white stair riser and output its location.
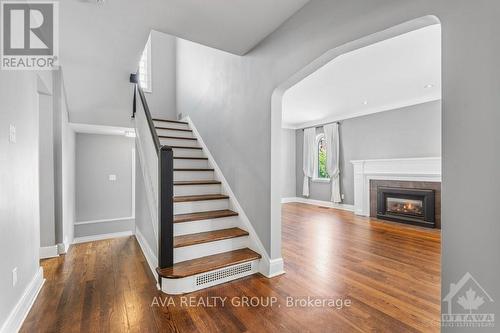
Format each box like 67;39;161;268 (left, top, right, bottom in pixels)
174;199;228;215
174;216;239;236
160;138;199;147
161;260;259;295
173;159;209;169
156;129;194;138
174;170;214;181
153;121;189;130
172;148;205;158
174;184;221;196
174;236;248;263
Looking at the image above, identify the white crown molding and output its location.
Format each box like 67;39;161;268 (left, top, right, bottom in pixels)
285;98;441;130
0;267;44;333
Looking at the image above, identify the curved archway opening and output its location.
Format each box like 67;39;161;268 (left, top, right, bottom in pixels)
270;15;442;262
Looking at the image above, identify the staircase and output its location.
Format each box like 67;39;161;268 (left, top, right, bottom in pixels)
151;118;261;294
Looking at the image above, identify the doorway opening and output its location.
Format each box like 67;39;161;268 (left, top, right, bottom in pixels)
271;15;442;328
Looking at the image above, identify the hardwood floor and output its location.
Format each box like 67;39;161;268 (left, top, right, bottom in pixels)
21;203;441;332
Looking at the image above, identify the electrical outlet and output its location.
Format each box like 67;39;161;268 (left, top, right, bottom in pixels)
12;268;18;287
108;174;117;181
9;124;16;143
341;194;345;200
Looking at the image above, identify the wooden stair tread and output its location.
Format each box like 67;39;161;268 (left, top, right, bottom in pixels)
170;146;203;150
157;248;261;279
174;180;221;185
174;168;214;171
174;228;248;248
174;194;229;202
155;127;192;132
173;157;208;160
159;135;197;140
174;209;238;223
153;118;188;124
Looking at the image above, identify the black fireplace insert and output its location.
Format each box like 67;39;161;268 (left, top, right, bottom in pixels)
377;187;435;228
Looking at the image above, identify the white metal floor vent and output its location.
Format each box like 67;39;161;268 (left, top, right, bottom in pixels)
196;263;252;286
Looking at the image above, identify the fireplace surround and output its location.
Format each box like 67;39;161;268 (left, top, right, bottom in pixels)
377;187;436;228
351;157;441;228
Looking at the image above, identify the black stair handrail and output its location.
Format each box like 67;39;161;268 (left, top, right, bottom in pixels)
130;73;161;153
130;73;174;276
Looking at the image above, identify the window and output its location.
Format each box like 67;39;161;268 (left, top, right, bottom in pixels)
138;36;152;93
316;134;329;180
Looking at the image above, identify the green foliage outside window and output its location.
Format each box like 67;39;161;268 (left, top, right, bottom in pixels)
318;137;329;179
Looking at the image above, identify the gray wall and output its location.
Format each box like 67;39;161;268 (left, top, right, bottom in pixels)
38;93;56;247
175;0;500;323
295;101;441;204
75;133;135;237
281;129;296;198
145;31;177;120
134;153;158;256
0;71;48;329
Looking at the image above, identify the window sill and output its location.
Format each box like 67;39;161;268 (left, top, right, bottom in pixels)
312;178;331;183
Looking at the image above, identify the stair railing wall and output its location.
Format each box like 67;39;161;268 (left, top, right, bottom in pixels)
131;74;174;273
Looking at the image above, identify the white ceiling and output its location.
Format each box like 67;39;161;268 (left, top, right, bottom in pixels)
282;24;442;129
60;0;309;126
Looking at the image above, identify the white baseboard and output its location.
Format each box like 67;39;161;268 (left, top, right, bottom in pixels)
135;227;158;282
73;231;134;244
0;267;44;333
39;245;59;259
74;216;135;226
57;241;71;255
281;197;299;204
281;197;355;212
260;257;285;278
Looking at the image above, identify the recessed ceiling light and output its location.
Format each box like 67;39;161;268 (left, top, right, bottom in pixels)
363;100;368;105
424;84;434;88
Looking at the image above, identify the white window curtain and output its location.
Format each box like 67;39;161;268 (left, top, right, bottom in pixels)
302;127;316;197
324;123;341;203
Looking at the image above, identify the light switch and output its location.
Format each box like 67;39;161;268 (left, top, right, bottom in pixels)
109;174;117;181
9;125;16;143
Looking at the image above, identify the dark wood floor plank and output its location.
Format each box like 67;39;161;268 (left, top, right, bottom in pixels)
173;194;229;202
174;180;221;185
174;209;239;223
173;227;248;248
20;203;441;332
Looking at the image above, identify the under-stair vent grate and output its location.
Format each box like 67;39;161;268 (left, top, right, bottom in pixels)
196;263;252;286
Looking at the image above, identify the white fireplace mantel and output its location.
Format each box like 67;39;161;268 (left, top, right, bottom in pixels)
350;157;441;216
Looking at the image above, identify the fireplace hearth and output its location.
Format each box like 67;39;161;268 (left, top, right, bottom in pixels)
377;187;435;228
